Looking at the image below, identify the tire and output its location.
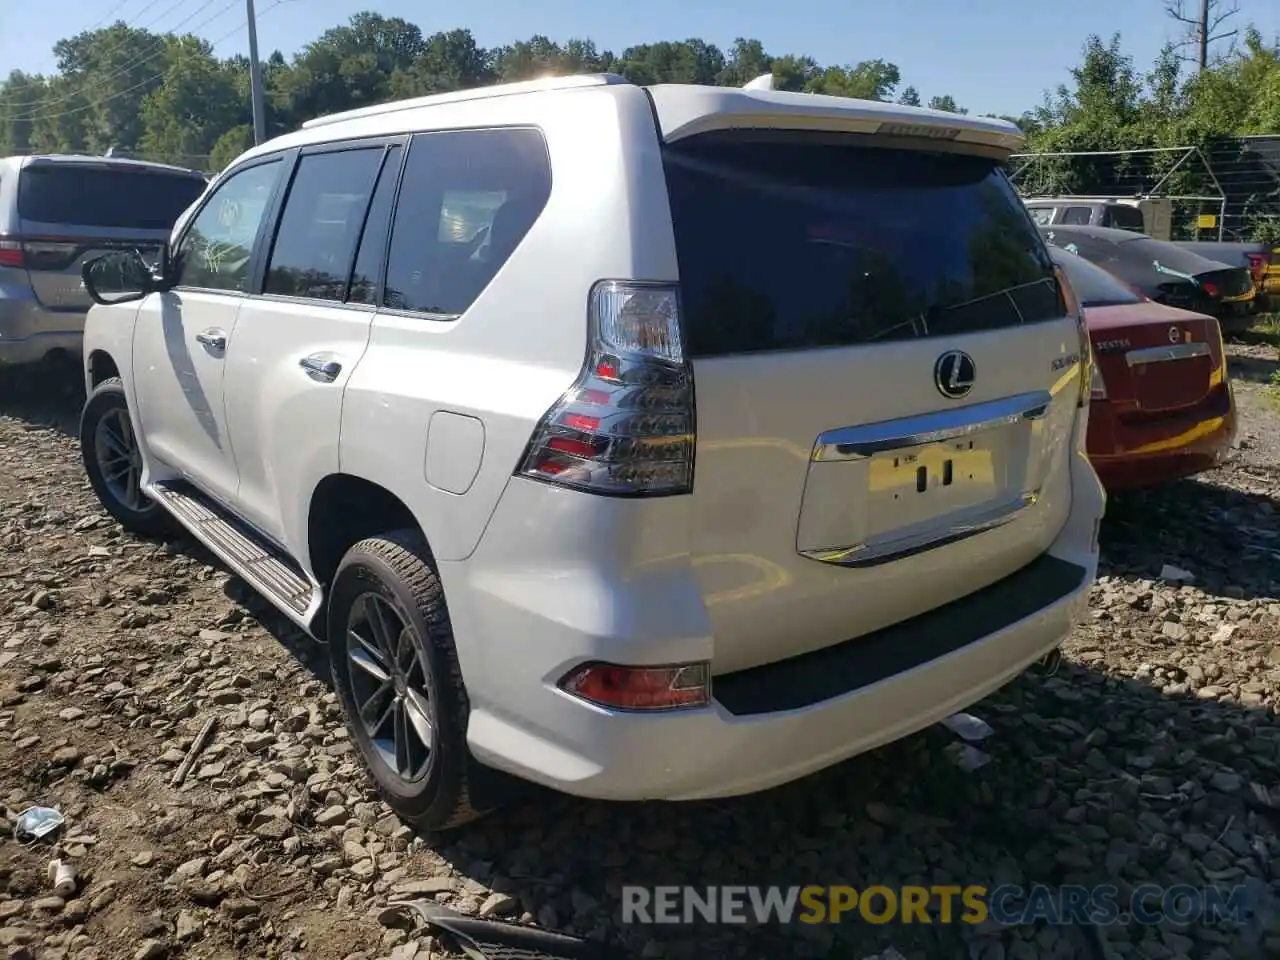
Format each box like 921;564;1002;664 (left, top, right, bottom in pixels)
79;377;174;538
328;530;488;831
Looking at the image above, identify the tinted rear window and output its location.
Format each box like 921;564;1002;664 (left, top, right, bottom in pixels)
663;132;1063;357
1102;205;1144;231
18;165;206;230
1049;247;1142;307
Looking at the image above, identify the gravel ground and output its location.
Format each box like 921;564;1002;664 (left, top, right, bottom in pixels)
1;344;1279;960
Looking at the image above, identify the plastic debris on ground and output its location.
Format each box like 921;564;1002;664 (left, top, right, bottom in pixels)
1159;563;1195;584
940;712;994;743
943;742;992;772
13;806;65;843
379;899;604;960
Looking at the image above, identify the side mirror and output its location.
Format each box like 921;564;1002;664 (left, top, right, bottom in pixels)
82;250;154;306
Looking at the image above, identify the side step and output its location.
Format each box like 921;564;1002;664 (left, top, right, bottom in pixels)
151;481;319;622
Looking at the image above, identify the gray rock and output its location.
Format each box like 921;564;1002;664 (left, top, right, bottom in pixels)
479;893;519;918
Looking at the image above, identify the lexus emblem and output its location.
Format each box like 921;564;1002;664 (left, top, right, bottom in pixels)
1168;325;1180;344
934;350;976;399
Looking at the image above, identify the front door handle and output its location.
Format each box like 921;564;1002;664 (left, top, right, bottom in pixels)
195;329;227;351
300;355;342;383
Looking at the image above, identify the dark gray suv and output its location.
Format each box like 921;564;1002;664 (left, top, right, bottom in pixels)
0;154;207;366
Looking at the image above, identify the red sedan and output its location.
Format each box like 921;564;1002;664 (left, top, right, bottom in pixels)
1051;246;1237;491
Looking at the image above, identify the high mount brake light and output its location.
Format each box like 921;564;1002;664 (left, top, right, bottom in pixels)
1054;265;1092;408
517;280;695;496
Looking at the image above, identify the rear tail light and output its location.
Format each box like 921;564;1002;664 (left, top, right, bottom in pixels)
1054;265;1091;407
1091;368;1108;401
1201;280;1219;298
0;240;24;269
558;661;710;711
517;281;694;496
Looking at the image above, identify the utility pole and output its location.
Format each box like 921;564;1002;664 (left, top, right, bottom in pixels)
1198;0;1208;72
246;0;267;144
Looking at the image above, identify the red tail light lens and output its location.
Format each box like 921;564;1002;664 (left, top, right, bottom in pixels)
1201;281;1219;298
0;240;24;269
558;661;710;710
518;281;694;496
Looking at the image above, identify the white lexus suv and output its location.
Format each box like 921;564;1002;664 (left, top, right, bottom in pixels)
77;73;1105;830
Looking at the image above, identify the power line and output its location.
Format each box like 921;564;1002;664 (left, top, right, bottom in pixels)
12;0;240;122
14;0;288;127
18;0;159;77
83;0;141;32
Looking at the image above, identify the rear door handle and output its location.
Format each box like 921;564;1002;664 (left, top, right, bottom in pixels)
195;329;226;351
300;355;342;383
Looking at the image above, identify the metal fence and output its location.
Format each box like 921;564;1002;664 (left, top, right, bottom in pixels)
1007;136;1280;243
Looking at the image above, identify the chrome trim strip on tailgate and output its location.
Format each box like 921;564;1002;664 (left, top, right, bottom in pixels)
1125;342;1210;367
800;492;1040;568
811;390;1052;462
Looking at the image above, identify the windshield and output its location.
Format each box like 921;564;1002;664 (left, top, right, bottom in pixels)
1049;246;1142;307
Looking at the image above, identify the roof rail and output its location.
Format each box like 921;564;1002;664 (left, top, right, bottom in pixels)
302;73;633;130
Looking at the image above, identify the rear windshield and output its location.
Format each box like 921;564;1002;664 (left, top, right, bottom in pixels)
663;132;1064;357
18;164;206;231
1048;247;1142;307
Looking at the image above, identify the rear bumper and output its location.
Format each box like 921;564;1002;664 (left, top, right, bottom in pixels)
1087;384;1236;491
0;288;86;365
440;446;1103;802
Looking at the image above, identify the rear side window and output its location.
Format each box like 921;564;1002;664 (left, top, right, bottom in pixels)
1061;206;1094;225
1102;205;1144;232
265;147;385;302
18;164;206;230
1026;207;1056;226
383;128;551;316
1049;247;1142;307
663;132;1063;357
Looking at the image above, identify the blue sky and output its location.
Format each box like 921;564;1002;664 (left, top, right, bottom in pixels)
2;0;1279;116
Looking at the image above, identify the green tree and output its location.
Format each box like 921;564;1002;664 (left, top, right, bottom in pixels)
389;29;494;98
808;59;901;100
927;94;968;114
139;37;244;165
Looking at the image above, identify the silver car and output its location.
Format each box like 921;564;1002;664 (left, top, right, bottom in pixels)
0;154;207;366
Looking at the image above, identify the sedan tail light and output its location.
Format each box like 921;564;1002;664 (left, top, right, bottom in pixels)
1054;265;1091;407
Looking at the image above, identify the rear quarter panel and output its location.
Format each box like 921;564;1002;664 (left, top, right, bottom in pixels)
339;83;682;563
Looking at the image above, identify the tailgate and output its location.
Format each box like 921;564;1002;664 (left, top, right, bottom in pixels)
18;231;169;312
17;161;205;312
655;116;1084;674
